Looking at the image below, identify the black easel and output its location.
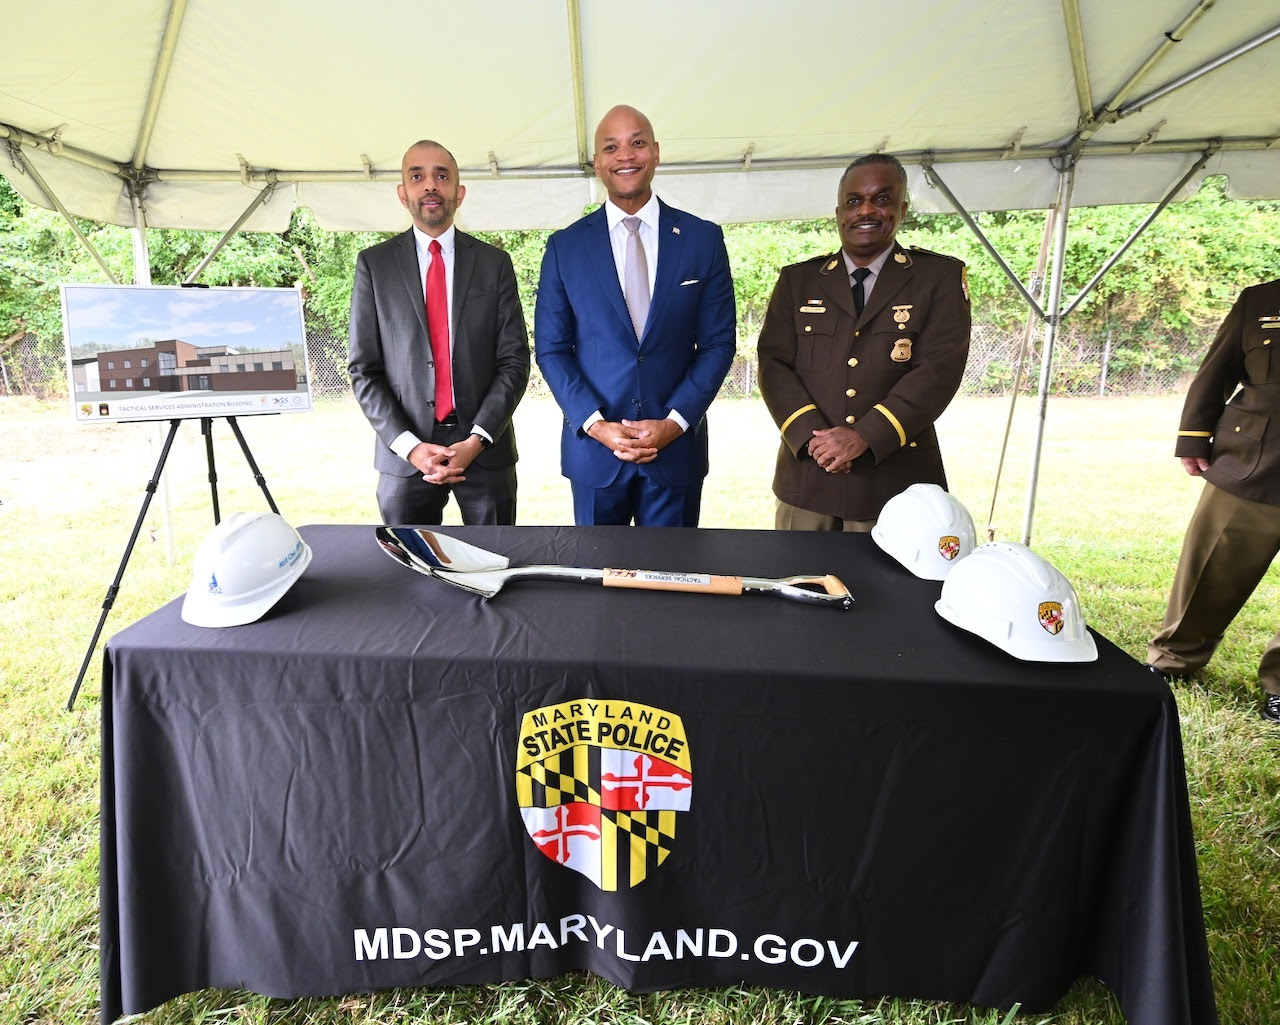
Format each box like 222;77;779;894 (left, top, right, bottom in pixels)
66;415;279;711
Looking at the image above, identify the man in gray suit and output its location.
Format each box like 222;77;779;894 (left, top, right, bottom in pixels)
349;139;530;525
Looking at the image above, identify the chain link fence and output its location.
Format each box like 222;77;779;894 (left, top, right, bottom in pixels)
2;313;1214;405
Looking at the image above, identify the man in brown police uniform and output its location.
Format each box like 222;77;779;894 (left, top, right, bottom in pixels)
758;154;971;531
1148;277;1280;724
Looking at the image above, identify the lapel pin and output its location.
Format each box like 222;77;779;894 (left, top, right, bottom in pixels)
894;252;908;264
672;226;681;235
824;258;839;272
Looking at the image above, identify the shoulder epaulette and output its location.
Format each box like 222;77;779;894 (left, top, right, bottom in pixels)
909;245;965;265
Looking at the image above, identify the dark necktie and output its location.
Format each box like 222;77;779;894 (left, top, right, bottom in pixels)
426;238;453;420
851;267;871;318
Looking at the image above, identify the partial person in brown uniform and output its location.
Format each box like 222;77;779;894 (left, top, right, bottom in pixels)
1148;277;1280;724
758;154;971;531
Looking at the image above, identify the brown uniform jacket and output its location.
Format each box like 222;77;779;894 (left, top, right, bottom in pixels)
758;243;971;520
1174;278;1280;507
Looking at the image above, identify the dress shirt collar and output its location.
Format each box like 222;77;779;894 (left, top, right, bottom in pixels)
604;194;660;234
841;243;895;282
412;223;456;256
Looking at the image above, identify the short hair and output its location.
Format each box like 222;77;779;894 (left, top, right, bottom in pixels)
838;153;908;199
403;140;459;179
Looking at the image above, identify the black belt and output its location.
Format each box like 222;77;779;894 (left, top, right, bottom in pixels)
435;414;460;428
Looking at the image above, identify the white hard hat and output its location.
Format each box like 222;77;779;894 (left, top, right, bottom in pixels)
934;542;1097;662
181;512;312;628
872;483;977;580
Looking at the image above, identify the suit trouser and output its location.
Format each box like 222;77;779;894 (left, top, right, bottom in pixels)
1148;482;1280;695
376;422;517;526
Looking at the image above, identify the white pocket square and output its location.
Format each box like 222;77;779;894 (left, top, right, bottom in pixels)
680;278;700;286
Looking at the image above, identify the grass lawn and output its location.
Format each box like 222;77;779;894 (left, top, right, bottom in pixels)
1;392;1276;1024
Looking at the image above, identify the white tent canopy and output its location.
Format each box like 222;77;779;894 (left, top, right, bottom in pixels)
3;0;1280;233
5;0;1279;543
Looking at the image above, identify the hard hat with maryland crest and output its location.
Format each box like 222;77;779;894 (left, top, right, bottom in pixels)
872;483;976;580
934;542;1097;662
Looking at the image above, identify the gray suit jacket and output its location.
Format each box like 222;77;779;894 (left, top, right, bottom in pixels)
348;228;530;476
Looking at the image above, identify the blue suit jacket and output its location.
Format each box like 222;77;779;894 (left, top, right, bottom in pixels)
535;200;737;487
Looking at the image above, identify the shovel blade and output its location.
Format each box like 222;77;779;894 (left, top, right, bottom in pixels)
431;568;508;599
386;527;510;572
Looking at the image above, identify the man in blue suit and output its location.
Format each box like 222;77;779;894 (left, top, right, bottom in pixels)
535;105;737;527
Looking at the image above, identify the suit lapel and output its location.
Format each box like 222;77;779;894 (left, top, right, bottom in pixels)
449;232;477;381
453;231;476;325
641;199;681;347
818;253;856;319
584;208;634;337
393;229;428;337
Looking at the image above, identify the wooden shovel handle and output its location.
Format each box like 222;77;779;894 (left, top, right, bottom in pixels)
602;567;743;596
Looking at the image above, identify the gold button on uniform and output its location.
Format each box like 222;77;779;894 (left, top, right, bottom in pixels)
804;325;812;333
1236;426;1242;432
847;357;858;367
846;388;856;397
845;415;856;424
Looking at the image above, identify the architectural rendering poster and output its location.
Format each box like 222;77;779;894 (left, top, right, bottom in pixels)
61;284;313;424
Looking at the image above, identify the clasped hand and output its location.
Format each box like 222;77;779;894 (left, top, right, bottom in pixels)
808;425;868;475
409;437;483;485
588;418;683;464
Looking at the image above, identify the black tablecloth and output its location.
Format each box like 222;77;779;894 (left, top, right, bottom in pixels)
100;525;1217;1024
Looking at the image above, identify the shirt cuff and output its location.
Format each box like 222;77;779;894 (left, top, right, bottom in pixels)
667;410;689;433
583;410;604;433
390;430;422;462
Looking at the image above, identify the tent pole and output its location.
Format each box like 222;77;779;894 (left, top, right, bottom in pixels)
1119;23;1280;117
7;145;118;283
131;0;190;172
1066;0;1217;160
1061;148;1215;317
129;184;152;286
983;208;1055;541
922;161;1046;319
565;0;589;169
1022;164;1076;545
184;182;277;284
128;181;179;568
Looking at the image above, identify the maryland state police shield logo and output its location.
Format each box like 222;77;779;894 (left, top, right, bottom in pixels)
516;700;692;891
1039;601;1065;635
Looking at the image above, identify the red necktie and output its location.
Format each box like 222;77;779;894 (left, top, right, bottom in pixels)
426;239;453;420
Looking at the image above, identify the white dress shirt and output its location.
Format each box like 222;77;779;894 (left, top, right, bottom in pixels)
584;195;688;434
391;224;491;462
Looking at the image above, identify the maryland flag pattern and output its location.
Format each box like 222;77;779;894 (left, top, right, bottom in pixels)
516;700;692;891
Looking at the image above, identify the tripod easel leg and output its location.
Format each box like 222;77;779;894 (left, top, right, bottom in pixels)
226;416;279;513
202;417;221;525
67;419;182;711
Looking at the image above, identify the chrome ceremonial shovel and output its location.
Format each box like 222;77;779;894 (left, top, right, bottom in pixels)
376;527;852;608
